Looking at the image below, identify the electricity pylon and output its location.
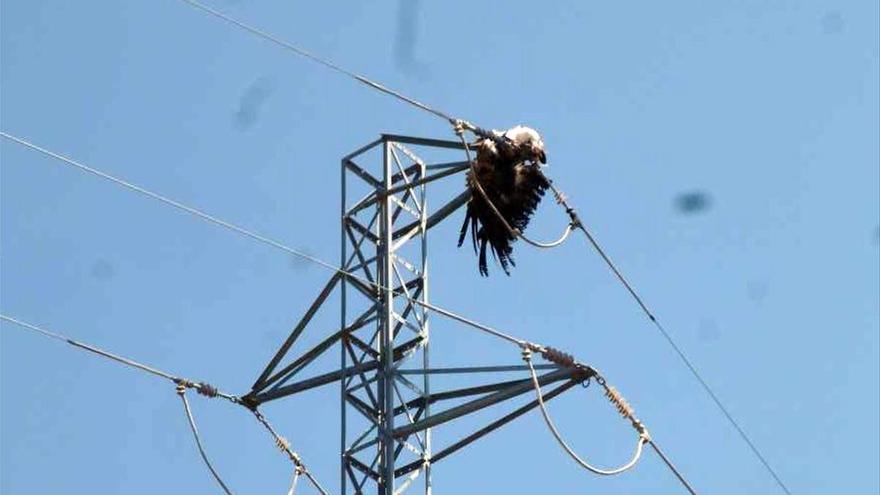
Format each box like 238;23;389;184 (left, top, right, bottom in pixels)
241;135;585;495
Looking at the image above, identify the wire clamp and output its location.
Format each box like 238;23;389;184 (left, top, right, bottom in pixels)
452;119;474;137
521;345;533;363
635;421;652;443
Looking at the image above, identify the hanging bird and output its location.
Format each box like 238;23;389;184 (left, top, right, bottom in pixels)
458;125;549;276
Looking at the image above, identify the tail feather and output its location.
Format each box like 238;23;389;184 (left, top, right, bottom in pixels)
491;237;513;276
457;207;470;248
470;208;480;253
478;238;489;276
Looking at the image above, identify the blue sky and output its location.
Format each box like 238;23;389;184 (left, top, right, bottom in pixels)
2;1;878;494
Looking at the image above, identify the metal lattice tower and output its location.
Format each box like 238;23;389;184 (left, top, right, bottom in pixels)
241;134;581;495
341;136;441;495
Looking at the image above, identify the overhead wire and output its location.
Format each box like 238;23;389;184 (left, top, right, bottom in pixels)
1;9;735;489
7;2;795;479
287;469;301;495
0;314;229;397
182;0;575;251
0;131;343;275
178;384;236;495
648;440;700;495
522;347;648;477
524;343;698;494
0;313;328;495
0;308;680;492
178;0;586;253
165;4;795;489
2;307;691;492
537;168;794;495
3;130;701;489
457;121;772;493
160;12;795;490
179;0;457;125
0;131;522;348
1;131;697;491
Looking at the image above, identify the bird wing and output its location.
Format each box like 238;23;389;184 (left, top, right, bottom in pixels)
458;147;549;276
505;162;550;234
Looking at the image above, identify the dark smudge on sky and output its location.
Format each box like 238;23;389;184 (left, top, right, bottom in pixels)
674;191;712;215
234;77;274;130
820;11;845;35
90;259;116;280
394;0;427;76
747;280;768;304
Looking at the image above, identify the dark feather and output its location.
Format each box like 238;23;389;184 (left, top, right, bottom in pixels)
458;139;549;276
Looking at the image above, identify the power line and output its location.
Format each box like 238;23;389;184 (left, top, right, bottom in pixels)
2;310;696;494
165;4;794;493
2;308;697;494
550;186;795;495
0;111;770;495
0;127;767;493
648;440;700;495
0;314;242;400
179;0;458;126
458;122;776;489
0;131;342;274
522;349;648;477
0;131;521;348
0;314;181;384
1;131;699;491
647;317;792;494
0;313;327;494
178;387;235;495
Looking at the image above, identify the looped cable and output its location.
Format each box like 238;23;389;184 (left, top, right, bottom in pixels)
521;346;648;476
176;386;235;495
518;223;575;249
453;122;574;250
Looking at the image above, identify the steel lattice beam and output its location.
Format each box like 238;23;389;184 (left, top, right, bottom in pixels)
242;135;588;495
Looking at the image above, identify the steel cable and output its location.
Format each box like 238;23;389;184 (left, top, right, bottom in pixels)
287;469;301;495
0;131;522;348
148;14;800;489
0;313;328;495
522;348;648;476
178;386;236;495
2;130;711;493
179;0;457;125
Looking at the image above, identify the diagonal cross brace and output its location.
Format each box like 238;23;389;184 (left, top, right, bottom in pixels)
392;367;590;438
